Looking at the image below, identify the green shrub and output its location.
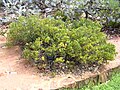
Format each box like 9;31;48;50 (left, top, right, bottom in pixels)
7;16;116;70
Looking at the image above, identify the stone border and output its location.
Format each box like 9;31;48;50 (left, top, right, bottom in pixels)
55;65;120;89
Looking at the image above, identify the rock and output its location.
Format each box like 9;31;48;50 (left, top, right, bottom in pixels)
5;71;17;75
10;71;17;75
99;72;108;83
1;45;7;49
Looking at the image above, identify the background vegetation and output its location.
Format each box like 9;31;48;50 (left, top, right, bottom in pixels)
0;0;120;35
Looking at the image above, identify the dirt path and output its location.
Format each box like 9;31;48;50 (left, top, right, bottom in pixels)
0;35;120;90
0;36;51;90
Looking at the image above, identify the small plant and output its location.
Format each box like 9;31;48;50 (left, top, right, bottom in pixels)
7;16;116;71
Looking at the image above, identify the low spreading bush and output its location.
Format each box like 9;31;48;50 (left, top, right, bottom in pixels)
7;16;116;70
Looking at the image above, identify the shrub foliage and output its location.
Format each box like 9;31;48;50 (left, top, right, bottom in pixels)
7;16;116;70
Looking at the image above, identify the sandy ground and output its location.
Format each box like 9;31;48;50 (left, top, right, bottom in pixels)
0;35;120;90
0;36;51;90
